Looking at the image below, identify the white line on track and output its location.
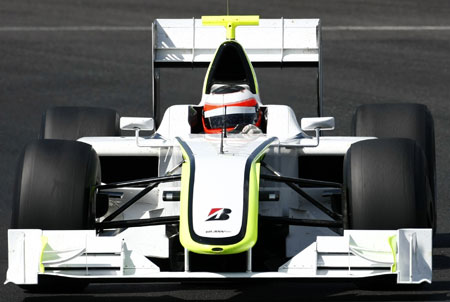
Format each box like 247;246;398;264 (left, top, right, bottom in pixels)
0;26;152;31
323;26;450;31
0;26;450;32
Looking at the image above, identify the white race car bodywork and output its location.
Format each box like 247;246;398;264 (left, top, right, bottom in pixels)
6;105;433;285
6;17;433;286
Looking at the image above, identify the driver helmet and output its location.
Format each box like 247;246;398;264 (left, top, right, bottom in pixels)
202;85;261;134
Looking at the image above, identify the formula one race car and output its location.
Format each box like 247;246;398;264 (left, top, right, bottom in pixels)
6;16;435;289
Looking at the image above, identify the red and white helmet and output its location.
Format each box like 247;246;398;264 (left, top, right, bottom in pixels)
202;85;262;134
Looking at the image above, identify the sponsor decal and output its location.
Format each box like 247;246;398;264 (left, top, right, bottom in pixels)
206;208;232;221
205;230;231;234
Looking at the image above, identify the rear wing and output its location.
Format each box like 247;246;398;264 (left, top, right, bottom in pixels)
151;18;323;123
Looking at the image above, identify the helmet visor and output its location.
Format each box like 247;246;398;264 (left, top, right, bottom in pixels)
203;106;258;130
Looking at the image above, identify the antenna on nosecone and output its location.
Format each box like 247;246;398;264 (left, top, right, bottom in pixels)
219;105;227;154
227;0;229;15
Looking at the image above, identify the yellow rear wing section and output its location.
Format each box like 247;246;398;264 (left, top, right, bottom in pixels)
201;15;259;40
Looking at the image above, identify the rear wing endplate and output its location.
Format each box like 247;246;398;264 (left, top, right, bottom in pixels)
151;18;323;123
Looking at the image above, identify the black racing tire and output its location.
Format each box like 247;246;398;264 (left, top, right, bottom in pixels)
12;139;100;230
40;106;120;140
352;103;436;204
343;138;433;230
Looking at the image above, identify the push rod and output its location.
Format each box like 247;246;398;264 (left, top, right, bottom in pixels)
97;175;181;190
260;216;342;228
98;216;179;230
260;174;341;188
261;162;342;221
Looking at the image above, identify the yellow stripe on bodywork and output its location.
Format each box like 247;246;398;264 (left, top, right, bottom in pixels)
178;141;193;252
202;45;220;94
178;138;271;255
202;40;259;95
39;236;48;273
389;235;397;272
243;46;260;94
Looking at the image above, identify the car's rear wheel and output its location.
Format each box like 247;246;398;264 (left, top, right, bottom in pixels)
40;106;120;216
343;138;432;230
41;106;120;140
352;103;436;230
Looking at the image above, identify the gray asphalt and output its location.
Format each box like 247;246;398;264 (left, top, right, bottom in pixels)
1;1;450;301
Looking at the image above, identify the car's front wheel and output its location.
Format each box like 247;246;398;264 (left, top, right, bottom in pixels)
343;138;433;230
11;139;100;291
12;139;100;229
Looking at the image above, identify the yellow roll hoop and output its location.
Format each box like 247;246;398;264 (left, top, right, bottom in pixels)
202;15;259;40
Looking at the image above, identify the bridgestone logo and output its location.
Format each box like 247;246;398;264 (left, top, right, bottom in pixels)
206;208;232;221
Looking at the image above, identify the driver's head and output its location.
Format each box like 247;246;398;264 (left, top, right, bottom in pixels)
202;85;261;134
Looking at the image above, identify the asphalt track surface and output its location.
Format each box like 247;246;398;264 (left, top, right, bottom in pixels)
1;1;450;301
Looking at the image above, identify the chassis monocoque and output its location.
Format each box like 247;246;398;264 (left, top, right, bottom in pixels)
7;16;435;289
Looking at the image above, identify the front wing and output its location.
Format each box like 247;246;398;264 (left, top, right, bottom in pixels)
6;228;431;285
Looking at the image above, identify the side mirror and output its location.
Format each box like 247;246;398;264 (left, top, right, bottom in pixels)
300;117;335;131
120;117;155;147
120;117;155;132
300;117;335;147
